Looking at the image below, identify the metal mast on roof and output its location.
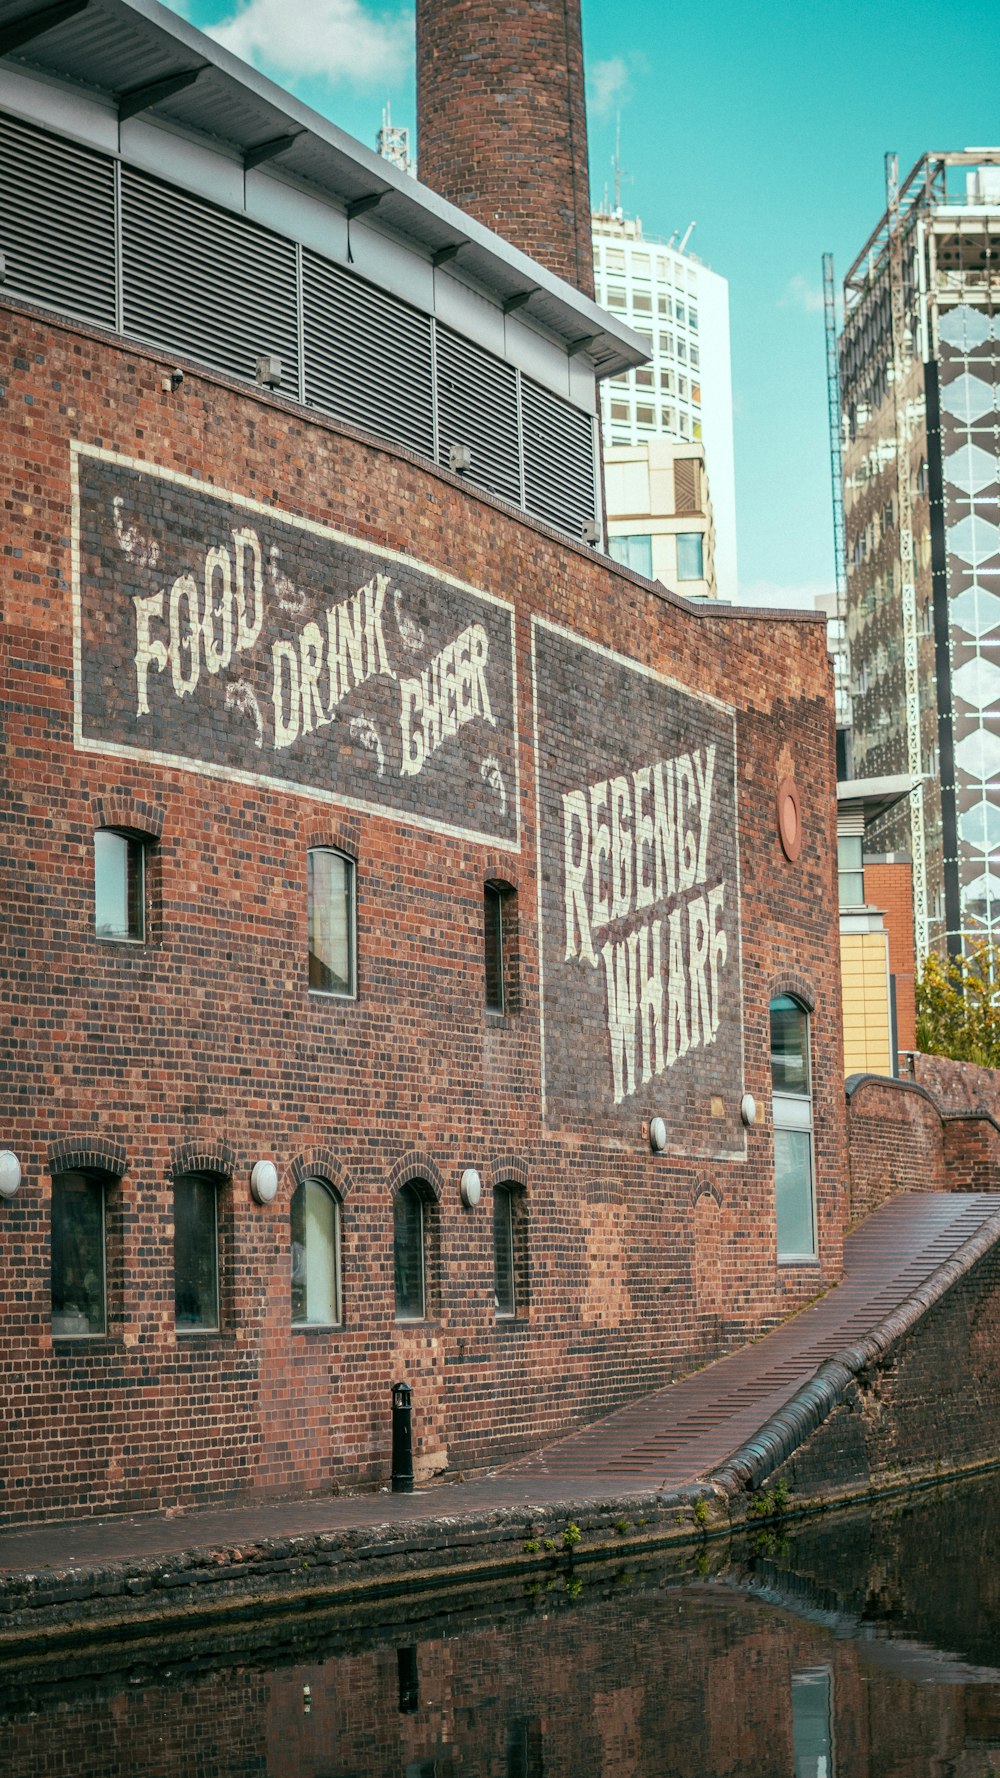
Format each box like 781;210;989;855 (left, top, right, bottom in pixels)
885;148;929;962
822;251;851;734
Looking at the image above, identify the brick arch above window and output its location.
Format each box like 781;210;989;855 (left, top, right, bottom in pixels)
48;1133;127;1178
287;1150;355;1200
91;794;166;840
386;1153;444;1201
768;974;816;1014
580;1177;627;1207
305;817;360;861
169;1138;236;1181
486;1154;529;1191
692;1179;723;1208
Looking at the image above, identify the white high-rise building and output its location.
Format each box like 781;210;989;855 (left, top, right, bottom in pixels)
591;210;737;601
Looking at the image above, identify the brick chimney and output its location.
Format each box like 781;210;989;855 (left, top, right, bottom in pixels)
415;0;595;297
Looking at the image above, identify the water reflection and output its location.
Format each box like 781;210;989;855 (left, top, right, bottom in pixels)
6;1472;1000;1776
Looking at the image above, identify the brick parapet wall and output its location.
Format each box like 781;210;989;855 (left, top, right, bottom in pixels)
912;1051;1000;1115
415;0;595;295
0;302;843;1522
941;1111;1000;1192
844;1074;946;1218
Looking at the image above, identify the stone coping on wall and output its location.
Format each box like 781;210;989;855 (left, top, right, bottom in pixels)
712;1198;1000;1502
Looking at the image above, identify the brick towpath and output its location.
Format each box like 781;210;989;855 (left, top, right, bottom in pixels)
0;1190;997;1581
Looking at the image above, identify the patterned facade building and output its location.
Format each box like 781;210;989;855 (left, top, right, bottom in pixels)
840;150;1000;960
0;0;845;1524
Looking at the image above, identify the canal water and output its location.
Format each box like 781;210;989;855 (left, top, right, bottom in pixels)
6;1471;1000;1776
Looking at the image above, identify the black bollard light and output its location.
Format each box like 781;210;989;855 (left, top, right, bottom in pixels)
391;1379;414;1493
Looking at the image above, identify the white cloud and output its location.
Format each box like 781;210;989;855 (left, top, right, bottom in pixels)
734;578;832;611
209;0;411;89
588;55;631;122
780;273;825;316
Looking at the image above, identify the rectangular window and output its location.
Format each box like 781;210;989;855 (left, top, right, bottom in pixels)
676;533;704;580
837;834;865;908
610;401;629;421
174;1176;220;1331
484;882;505;1013
494;1187;516;1317
94;830;144;940
635;403;655;426
51;1172;106;1336
631;290;652;313
657;293;669;316
394;1183;425;1321
660;369;674;391
634;367;654;388
308;848;356;996
609;534;654;576
606;284;627;310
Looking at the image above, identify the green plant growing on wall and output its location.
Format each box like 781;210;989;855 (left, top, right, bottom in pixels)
916;942;1000;1066
562;1521;582;1553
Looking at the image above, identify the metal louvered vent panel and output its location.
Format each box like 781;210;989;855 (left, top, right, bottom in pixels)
0;112;116;328
435;326;521;507
522;379;596;536
302;251;433;457
121;169;300;386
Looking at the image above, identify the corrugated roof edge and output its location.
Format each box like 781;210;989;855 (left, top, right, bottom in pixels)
1;0;648;378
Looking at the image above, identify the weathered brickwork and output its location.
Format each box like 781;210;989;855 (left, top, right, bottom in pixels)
775;1232;1000;1500
415;0;594;295
0;301;845;1522
913;1050;1000;1114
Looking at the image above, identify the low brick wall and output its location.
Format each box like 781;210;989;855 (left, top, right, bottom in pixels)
942;1111;1000;1191
912;1052;1000;1115
845;1075;946;1218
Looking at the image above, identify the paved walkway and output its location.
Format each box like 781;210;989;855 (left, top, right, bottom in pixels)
1;1191;996;1577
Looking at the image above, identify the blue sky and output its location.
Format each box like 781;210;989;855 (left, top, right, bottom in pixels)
174;0;996;606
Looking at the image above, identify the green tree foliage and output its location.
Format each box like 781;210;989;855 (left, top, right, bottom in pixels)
915;942;1000;1066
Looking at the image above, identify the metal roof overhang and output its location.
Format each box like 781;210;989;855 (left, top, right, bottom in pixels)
0;0;648;378
836;774;914;828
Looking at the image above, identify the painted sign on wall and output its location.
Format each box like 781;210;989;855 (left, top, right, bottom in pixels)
72;446;519;847
532;618;744;1155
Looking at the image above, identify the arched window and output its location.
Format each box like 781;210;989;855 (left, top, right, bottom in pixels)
291;1178;341;1326
51;1170;107;1336
308;847;356;996
394;1182;426;1322
770;995;816;1262
174;1173;220;1330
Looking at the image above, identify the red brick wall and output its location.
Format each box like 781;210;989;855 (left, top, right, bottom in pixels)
0;300;845;1522
415;0;595;295
864;859;916;1053
941;1113;1000;1191
845;1076;946;1218
913;1051;1000;1113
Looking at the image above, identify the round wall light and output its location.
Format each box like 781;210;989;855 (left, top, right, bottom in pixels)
649;1117;667;1154
0;1151;21;1198
250;1159;279;1205
460;1168;482;1208
740;1093;758;1127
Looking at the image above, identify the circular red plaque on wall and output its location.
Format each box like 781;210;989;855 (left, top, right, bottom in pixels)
776;776;801;862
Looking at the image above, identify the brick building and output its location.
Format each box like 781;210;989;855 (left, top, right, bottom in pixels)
0;0;846;1523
